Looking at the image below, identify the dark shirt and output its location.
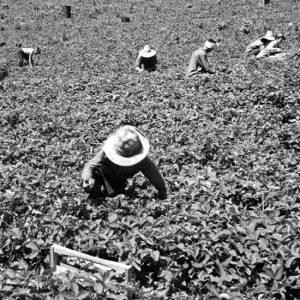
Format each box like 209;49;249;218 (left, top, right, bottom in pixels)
135;55;158;70
82;149;167;199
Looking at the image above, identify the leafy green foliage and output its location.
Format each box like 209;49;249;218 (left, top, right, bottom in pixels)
0;0;299;299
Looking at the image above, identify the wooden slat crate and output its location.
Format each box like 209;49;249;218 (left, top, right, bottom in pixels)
50;244;132;283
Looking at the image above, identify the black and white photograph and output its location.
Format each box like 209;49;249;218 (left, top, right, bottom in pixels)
0;0;299;299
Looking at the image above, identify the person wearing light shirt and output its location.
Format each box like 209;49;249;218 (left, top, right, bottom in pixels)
245;31;276;58
256;33;286;58
17;44;41;67
185;39;218;78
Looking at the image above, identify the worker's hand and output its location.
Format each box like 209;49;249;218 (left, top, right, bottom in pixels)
82;178;95;192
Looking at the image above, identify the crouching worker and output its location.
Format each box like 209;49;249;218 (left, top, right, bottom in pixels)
245;31;276;58
81;125;167;200
256;33;286;58
185;39;218;78
17;44;41;67
135;45;158;73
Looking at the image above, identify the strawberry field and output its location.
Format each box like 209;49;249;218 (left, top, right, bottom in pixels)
0;0;300;299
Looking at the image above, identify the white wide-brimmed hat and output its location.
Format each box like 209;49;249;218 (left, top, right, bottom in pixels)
103;125;150;166
261;31;275;41
139;45;157;58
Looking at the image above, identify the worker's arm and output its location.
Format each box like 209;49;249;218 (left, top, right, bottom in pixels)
197;52;210;73
29;52;33;68
245;39;263;57
81;149;105;190
135;55;143;72
140;157;167;199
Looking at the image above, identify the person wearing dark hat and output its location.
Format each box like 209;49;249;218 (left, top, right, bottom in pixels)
81;125;167;200
185;39;218;78
135;45;158;73
256;32;286;58
17;44;41;67
245;30;276;58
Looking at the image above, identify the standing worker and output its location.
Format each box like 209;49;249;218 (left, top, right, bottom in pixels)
185;39;218;78
81;125;167;200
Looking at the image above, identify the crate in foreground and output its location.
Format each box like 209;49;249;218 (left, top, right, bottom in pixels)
50;244;132;283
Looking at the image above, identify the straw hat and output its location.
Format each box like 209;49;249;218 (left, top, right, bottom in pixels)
139;45;157;58
103;125;150;166
261;31;275;41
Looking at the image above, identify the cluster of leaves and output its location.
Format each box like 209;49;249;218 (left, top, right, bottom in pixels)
0;0;299;299
0;264;140;300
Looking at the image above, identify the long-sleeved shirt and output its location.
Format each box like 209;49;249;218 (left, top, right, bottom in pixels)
18;48;35;66
82;149;167;199
185;48;210;78
256;40;282;58
245;39;265;57
135;55;158;70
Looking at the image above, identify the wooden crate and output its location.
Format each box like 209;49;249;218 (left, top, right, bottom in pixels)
50;244;132;283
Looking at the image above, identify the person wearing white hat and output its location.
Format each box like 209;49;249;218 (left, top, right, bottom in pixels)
256;32;286;58
135;45;158;73
185;39;218;78
245;30;277;58
81;125;167;200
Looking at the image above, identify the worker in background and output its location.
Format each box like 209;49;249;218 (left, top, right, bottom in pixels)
17;43;41;67
185;39;218;78
245;30;276;58
135;45;158;72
